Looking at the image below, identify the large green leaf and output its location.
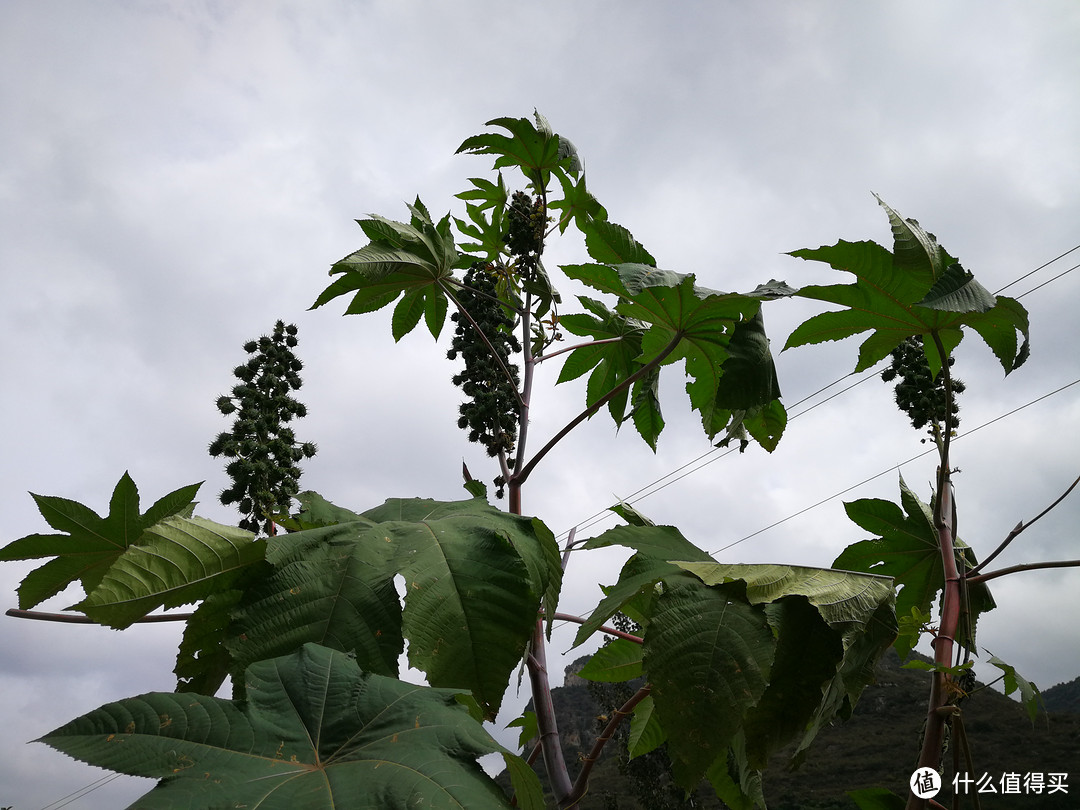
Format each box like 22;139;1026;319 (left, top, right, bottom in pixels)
0;473;200;611
557;296;647;427
456;112;576;193
229;495;561;719
365;499;559;717
784;196;1029;374
311;200;461;340
834;475;994;657
71;515;264;629
562;259;787;449
227;522;404;683
573;523;714;647
643;579;775;789
673;562;897;767
41;644;519;809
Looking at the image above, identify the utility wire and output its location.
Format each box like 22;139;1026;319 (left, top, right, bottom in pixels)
1015;260;1079;299
37;773;123;810
995;243;1080;294
710;376;1080;554
557;244;1080;543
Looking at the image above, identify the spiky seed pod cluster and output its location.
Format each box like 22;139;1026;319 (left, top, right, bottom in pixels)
447;263;522;496
505;190;545;280
208;320;317;534
880;336;966;434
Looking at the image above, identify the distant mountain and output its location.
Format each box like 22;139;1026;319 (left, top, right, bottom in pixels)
1042;675;1080;715
502;649;1080;809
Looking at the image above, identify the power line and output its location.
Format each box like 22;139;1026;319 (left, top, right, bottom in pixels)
995;243;1080;294
37;774;123;810
1016;260;1080;299
710;377;1080;554
556;244;1080;542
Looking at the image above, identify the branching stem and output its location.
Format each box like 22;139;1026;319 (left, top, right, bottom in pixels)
535;336;624;364
513;332;683;489
563;684;653;807
968;472;1080;576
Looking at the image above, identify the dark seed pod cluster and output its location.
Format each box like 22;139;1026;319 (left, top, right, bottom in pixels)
208;320;317;534
447;263;522;496
881;336;965;434
505;190;545;280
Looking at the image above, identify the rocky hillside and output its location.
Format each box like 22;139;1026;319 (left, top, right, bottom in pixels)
502;650;1079;809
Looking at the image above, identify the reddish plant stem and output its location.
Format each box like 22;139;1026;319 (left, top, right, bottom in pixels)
526;628;573;802
967;559;1080;584
908;332;961;810
968;472;1080;576
563;683;653;807
552;612;643;645
6;608;191;623
513;332;683;489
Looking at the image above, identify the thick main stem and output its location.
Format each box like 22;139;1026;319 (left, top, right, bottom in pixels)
907;333;962;810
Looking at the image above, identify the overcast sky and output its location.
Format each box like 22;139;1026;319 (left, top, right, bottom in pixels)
2;2;1078;807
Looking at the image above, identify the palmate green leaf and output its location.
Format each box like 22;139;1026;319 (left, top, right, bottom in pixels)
784;196;1029;374
0;473;200;610
550;170;607;234
562;258;787;449
227;522;404;685
363;498;561;717
455;112;575;192
230;495;561;720
643;579;775;789
72;515;265;629
673;561;896;768
834;475;994;658
557;295;646;426
311;201;461;340
41;644;518;809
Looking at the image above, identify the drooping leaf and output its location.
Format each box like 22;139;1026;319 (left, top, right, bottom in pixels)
987;654;1042;722
739;597;844;768
563;260;787;448
784;196;1029;374
41;644;516;809
643;579;775;789
72;515;264;629
0;473;201;611
582;220;656;266
363;499;559;717
834;475;994;657
673;561;897;766
311;202;460;340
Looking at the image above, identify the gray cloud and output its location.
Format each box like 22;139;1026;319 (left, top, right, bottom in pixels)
2;2;1078;807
